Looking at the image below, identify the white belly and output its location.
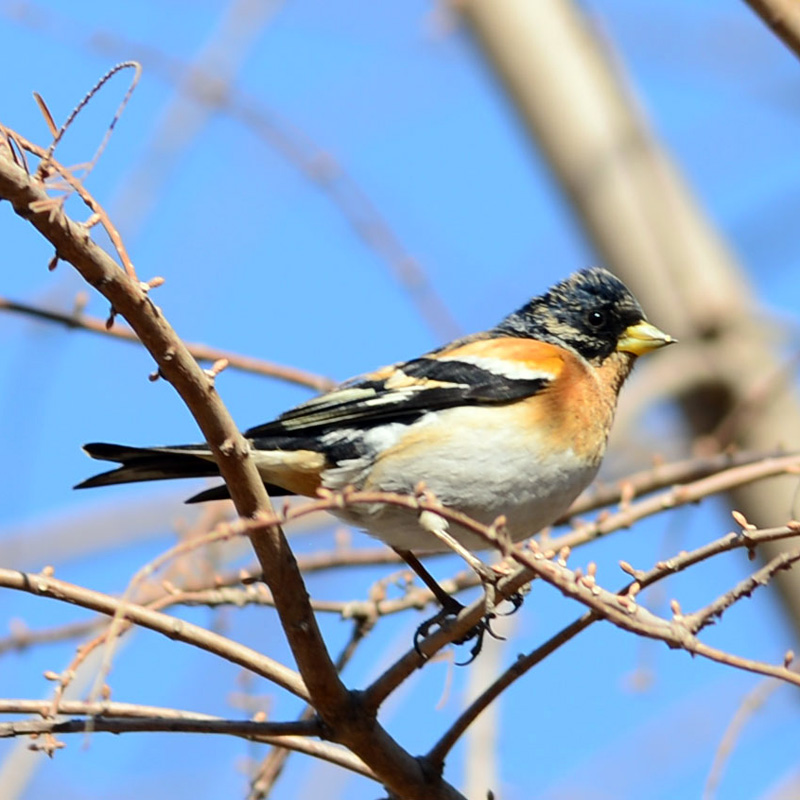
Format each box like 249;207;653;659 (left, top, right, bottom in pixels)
321;406;601;551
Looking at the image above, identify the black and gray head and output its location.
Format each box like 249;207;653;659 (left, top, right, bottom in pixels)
496;267;673;363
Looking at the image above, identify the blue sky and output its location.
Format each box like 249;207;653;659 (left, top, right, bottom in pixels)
2;2;800;798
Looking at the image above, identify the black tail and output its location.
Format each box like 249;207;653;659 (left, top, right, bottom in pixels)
75;442;220;490
75;442;292;503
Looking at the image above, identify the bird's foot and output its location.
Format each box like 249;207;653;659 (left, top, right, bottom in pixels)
413;596;494;665
413;589;525;665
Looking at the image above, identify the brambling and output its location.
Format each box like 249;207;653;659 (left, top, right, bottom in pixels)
77;268;673;554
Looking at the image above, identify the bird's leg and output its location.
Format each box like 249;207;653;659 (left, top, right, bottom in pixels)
418;510;492;578
394;547;460;610
394;511;512;663
417;509;519;616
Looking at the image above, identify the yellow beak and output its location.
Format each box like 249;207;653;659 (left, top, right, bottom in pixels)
616;320;676;356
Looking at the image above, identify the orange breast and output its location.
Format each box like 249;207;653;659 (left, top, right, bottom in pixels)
526;348;632;463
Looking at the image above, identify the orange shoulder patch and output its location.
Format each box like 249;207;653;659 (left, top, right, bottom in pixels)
439;336;566;379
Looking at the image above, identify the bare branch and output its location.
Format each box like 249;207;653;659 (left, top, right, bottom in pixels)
0;566;307;699
685;547;800;634
0;714;317;740
741;0;800;62
38;61;142;205
427;521;800;764
0;699;373;779
0;122;465;799
0;295;335;391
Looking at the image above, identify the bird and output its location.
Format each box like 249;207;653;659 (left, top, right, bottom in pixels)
77;267;674;554
78;267;674;659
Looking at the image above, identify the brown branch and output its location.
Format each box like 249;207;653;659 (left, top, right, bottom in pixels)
0;567;307;699
500;543;800;690
427;522;800;765
170;569;476;622
0;699;373;779
0;698;228;718
0;548;408;655
1;715;317;740
741;0;800;62
499;545;800;693
685;547;800;634
247;617;376;800
0;295;335;391
0;128;465;799
629;522;800;591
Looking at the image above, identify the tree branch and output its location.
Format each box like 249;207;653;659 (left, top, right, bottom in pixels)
0;699;374;779
0;567;307;699
0;295;335;391
741;0;800;62
0;128;465;800
427;521;800;764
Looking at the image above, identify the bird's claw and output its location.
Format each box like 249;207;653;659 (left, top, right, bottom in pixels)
497;590;524;617
413;592;524;665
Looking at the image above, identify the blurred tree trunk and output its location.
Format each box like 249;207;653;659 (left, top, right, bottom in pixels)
461;0;800;634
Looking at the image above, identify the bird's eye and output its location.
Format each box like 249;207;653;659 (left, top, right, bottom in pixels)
586;310;606;328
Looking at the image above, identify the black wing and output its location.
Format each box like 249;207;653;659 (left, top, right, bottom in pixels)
245;355;551;438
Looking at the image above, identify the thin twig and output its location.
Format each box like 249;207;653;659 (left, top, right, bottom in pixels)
0;699;373;779
1;715;317;739
38;62;142;225
0;295;335;391
684;547;800;634
703;677;782;800
426;523;800;764
0;567;307;700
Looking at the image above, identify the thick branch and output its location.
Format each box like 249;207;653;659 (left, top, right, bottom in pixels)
0;141;464;799
742;0;800;61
